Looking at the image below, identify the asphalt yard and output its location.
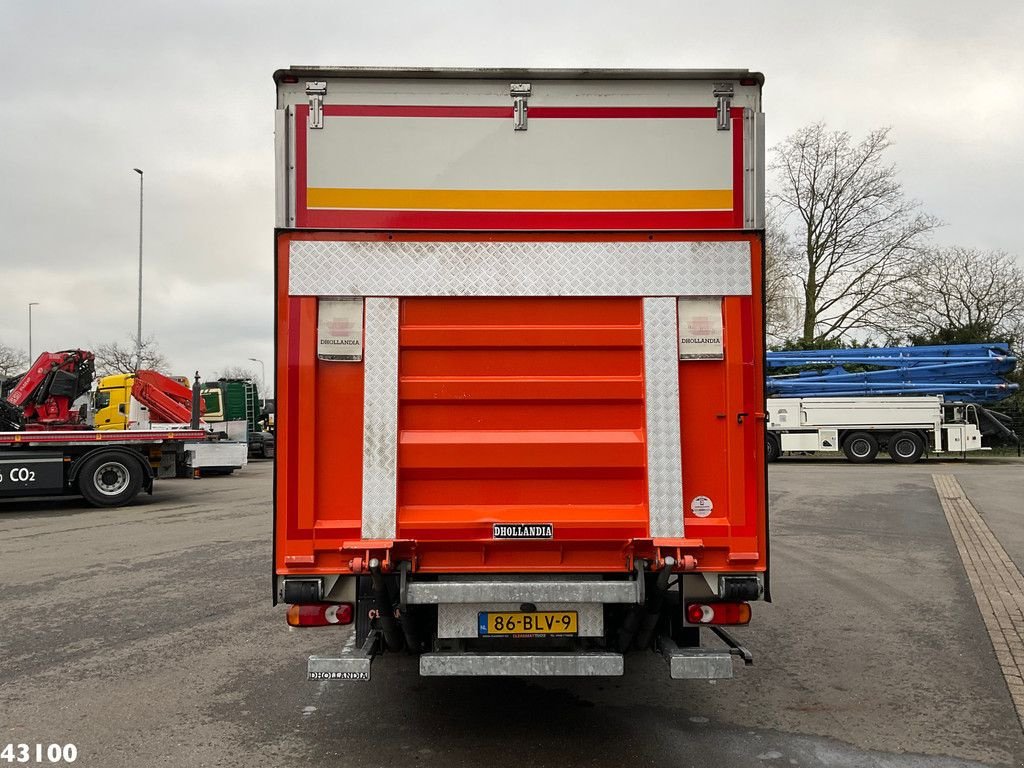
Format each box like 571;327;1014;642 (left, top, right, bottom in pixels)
2;458;1023;767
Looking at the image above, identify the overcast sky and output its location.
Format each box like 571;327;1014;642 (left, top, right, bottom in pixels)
2;1;1022;391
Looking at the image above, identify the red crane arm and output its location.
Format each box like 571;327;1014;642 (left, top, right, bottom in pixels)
131;370;205;424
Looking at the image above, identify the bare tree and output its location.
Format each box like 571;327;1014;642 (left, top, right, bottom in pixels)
884;247;1024;346
218;365;257;381
771;123;939;345
763;206;800;342
94;335;168;376
0;343;29;378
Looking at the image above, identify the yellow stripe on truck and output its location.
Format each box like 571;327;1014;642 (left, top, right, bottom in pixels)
307;188;733;211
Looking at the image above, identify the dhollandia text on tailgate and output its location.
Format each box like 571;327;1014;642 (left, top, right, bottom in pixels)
272;67;768;681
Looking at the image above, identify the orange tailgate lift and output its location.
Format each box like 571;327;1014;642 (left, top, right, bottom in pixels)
273;68;767;680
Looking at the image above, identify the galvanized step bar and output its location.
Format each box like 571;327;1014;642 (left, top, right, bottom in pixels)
306;632;750;681
420;651;624;677
308;631;379;681
658;637;734;679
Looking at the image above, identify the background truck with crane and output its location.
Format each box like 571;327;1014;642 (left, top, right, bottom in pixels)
0;349;207;505
273;66;768;681
93;371;197;429
764;344;1019;463
92;370;249;475
96;373;273;459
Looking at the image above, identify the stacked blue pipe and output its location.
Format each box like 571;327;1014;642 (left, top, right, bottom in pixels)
766;343;1019;403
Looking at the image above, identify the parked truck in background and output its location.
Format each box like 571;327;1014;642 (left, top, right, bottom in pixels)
95;372;267;464
766;396;985;463
202;378;275;458
94;371;195;429
765;345;1019;463
1;350;207;505
93;372;136;429
273;67;768;681
121;372;249;475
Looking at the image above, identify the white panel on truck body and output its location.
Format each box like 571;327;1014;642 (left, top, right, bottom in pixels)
790;397;944;430
304;115;732;193
273;68;764;230
185;441;248;470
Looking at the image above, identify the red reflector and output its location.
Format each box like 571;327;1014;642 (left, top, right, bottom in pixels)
739;77;758;86
686;601;751;625
281;75;299;83
286;602;354;627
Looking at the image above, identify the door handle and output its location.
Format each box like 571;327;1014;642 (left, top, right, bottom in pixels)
737;412;766;424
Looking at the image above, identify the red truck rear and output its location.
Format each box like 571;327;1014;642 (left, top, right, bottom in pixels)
273;67;767;680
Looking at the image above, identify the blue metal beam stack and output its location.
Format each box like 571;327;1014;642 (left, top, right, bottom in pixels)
766;344;1019;403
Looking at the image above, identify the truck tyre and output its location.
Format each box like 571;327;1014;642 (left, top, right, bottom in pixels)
765;433;781;462
888;431;925;464
77;452;144;507
842;432;878;463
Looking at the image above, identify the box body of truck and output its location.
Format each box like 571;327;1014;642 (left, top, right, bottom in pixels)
273;67;767;679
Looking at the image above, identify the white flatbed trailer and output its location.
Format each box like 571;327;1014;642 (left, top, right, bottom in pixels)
765;396;984;463
0;429;208;506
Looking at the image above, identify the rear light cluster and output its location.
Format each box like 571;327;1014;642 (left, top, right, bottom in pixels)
686;601;751;625
287;602;354;627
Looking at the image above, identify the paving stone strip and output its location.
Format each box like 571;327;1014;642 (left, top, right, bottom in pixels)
933;473;1024;732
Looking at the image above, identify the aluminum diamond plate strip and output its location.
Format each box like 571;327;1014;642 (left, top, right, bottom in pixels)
289;240;750;297
361;298;399;539
644;297;684;538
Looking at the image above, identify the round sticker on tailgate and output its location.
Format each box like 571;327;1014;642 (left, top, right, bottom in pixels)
690;495;714;517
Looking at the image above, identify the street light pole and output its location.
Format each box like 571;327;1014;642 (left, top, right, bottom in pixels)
248;357;266;408
133;168;144;371
28;302;40;362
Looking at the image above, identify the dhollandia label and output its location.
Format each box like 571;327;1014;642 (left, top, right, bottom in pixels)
317;298;364;361
493;523;554;540
677;296;724;360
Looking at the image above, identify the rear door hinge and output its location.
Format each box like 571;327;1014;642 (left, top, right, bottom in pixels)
511;83;531;131
713;83;734;131
306;81;327;129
